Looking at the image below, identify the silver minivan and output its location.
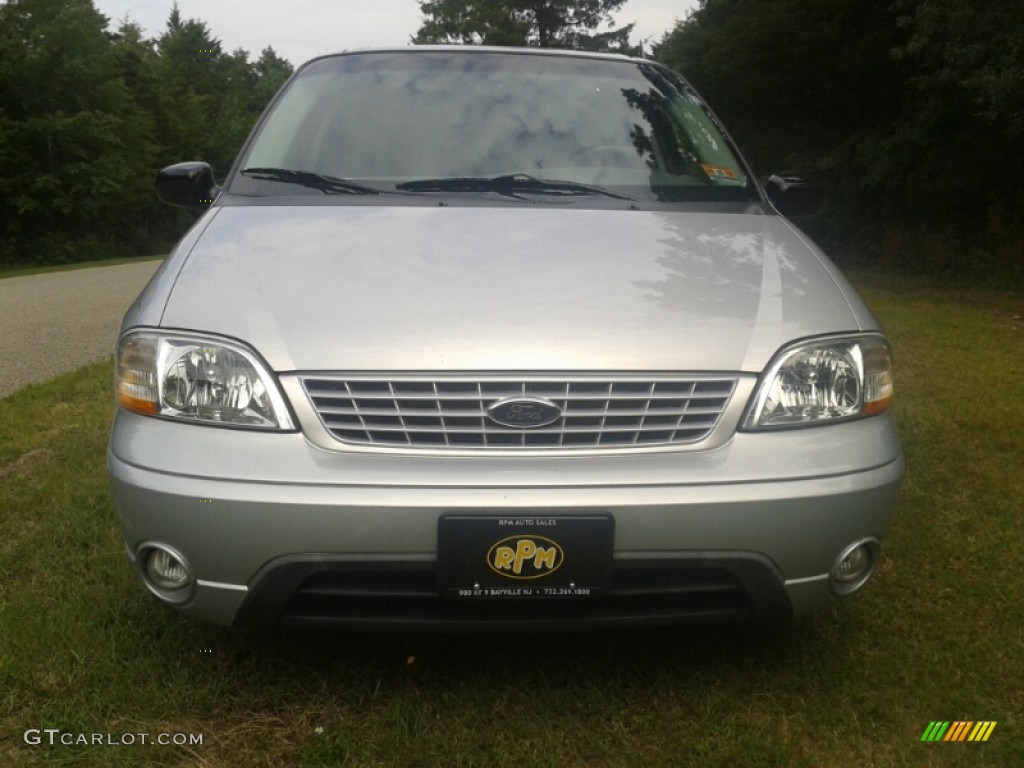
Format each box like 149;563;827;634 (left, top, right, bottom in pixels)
109;46;903;629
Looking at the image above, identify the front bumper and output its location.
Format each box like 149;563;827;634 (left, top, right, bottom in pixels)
108;411;903;629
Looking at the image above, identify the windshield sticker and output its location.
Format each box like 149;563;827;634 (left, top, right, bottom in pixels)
701;164;740;183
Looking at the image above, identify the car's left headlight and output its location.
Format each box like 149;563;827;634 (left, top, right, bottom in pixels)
115;330;295;430
744;334;894;429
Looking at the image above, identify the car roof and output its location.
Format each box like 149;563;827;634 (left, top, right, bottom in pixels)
307;45;647;67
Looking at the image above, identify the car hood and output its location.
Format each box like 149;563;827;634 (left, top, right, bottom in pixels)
157;205;873;373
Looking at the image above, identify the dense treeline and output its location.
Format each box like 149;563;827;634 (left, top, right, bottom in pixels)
655;0;1024;279
414;0;639;53
2;0;1020;280
0;0;292;267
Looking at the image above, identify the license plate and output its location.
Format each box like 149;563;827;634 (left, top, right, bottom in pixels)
437;514;614;599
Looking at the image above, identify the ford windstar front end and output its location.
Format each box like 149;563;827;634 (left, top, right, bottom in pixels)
109;47;902;630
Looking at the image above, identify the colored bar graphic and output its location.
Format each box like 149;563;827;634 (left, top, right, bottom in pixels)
944;721;972;741
921;721;996;742
968;722;997;742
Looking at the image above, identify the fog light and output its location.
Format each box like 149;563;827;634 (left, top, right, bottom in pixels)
831;539;879;595
835;546;869;583
145;547;191;590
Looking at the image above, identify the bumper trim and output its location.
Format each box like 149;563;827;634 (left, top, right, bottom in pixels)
784;573;829;587
195;579;248;592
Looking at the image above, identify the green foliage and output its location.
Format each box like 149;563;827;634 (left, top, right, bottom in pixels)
414;0;639;54
3;0;1019;278
0;0;293;267
0;0;144;256
900;0;1024;140
654;0;1024;280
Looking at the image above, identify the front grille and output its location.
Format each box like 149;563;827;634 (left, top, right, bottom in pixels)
301;376;737;449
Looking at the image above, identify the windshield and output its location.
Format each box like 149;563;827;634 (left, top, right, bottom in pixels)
231;50;757;205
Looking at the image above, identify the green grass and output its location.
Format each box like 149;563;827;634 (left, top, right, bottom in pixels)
1;274;1022;767
0;256;163;281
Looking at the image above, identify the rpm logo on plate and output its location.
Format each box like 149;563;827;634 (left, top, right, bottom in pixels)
487;536;564;580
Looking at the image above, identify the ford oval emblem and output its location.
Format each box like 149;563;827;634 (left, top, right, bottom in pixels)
487;397;562;429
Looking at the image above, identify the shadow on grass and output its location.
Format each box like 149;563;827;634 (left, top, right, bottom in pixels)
134;604;851;700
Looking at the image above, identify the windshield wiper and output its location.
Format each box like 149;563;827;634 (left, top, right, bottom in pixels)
394;173;635;201
239;167;382;195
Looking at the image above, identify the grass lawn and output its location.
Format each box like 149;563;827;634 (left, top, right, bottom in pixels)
1;273;1021;767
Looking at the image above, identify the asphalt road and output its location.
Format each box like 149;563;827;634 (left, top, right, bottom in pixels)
0;260;162;399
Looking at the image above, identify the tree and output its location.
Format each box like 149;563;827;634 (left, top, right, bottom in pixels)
152;4;292;174
0;0;294;266
0;0;152;263
898;0;1024;139
251;47;294;115
654;0;908;175
653;0;1024;279
153;6;226;167
414;0;639;54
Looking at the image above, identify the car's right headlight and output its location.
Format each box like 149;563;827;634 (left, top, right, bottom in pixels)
115;330;295;430
743;334;894;429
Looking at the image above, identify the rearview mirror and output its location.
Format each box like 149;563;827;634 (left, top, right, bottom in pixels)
155;162;219;210
765;175;824;217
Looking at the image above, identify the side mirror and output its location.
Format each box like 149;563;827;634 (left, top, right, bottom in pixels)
155;162;219;210
765;175;824;217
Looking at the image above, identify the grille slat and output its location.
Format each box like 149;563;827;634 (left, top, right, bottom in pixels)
310;391;728;402
303;376;736;450
316;406;725;419
315;424;723;436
